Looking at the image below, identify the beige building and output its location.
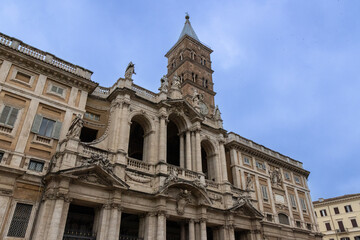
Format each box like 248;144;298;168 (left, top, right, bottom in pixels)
314;194;360;240
0;15;322;240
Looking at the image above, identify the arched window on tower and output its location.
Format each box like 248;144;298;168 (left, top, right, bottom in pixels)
180;53;183;61
202;78;208;88
192;73;197;82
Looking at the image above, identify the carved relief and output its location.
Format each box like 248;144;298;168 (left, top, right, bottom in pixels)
125;171;151;183
245;173;254;191
83;154;114;173
78;173;111;186
176;189;192;215
269;167;282;187
66;114;84;139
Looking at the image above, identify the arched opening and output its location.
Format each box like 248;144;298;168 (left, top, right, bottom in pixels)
128;115;151;161
201;140;217;181
167;120;180;166
278;213;290;225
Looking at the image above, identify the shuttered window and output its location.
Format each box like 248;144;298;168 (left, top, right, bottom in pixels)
334;207;340;214
351;219;358;228
325;222;331;231
300;198;307;211
31;114;62;139
290;194;297;209
261;185;268;201
7;203;32;237
0;106;19;127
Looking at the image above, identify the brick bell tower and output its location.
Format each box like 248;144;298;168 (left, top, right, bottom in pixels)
165;14;216;116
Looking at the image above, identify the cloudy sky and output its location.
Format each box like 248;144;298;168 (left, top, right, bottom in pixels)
1;0;359;200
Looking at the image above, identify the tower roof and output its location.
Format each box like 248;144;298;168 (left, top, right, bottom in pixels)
178;13;200;42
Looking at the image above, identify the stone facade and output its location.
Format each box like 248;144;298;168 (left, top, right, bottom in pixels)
0;16;322;240
314;194;360;240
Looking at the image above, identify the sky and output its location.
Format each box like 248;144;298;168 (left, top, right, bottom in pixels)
1;0;359;201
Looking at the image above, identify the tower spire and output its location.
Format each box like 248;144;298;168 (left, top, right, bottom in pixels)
178;13;200;42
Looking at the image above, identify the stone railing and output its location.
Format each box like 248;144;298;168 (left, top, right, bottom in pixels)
205;179;220;189
80;144;109;159
127;157;152;172
227;132;303;168
0;32;92;80
166;164;202;181
131;83;157;101
92;86;111;98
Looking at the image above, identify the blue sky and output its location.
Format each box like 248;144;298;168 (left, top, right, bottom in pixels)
1;0;359;201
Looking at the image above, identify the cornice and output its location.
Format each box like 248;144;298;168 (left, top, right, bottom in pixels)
165;35;213;58
313;194;360;206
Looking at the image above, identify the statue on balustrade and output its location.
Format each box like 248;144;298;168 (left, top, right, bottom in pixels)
125;61;136;79
66;114;84;140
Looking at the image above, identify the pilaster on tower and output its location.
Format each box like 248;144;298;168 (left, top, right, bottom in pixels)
165;14;216;117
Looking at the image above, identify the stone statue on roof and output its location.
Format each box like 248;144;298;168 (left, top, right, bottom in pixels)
66;114;83;139
159;75;168;93
125;61;136;79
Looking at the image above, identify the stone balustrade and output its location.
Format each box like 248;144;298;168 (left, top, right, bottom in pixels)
131;83;157;101
80;144;109;159
0;32;93;80
127;157;152;172
227;132;303;168
205;179;220;189
92;86;111;98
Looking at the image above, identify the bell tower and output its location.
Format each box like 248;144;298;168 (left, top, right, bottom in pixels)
165;14;216;116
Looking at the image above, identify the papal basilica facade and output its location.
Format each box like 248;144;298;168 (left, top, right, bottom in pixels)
0;15;322;240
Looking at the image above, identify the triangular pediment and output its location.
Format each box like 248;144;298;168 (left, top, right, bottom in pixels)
165;99;204;122
229;198;264;218
59;164;129;189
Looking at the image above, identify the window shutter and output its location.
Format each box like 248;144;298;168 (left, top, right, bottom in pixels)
8;108;19;127
0;106;11;124
52;121;62;139
31;114;43;134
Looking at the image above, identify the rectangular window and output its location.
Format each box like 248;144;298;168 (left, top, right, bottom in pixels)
296;221;301;228
344;205;353;213
255;161;266;170
261;185;268;201
38;118;55;138
7;203;32;237
351;219;358;228
84;112;100;121
15;72;31;83
300;198;307;212
290;194;297;209
0;106;19;127
284;172;290;180
306;223;312;230
325;222;332;231
50;85;64;95
28;159;44;172
338;221;345;232
266;214;273;222
0;151;4;162
243;156;250;165
320;209;327;217
294;176;301;184
334;207;340;214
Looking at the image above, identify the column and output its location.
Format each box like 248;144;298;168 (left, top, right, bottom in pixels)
158;115;167;162
219;140;228;182
31;199;53;239
179;132;185;168
266;179;277;222
144;212;157;240
34;74;47;95
294;189;305;225
47;197;65;240
107;205;121;240
97;205;111;240
185;131;192;170
191;132;196;171
200;219;207;240
228;225;235;240
0;60;11;83
195;129;202;173
119;101;131;152
230;148;241;187
284;185;294;227
181;223;186;240
254;175;264;212
195;222;200;240
157;212;166;240
189;219;195;240
108;98;122;151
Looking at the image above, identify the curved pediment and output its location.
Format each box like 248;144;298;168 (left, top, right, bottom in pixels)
229;197;264;219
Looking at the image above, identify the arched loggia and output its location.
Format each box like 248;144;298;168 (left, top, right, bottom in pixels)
128;115;152;161
201;140;218;181
166;113;188;167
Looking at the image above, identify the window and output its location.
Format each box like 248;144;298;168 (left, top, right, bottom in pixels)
300;198;307;212
334;207;340;214
320;209;327;217
351;219;358;228
28;159;44;172
192;72;197;82
306;223;312;230
278;213;290;225
50;85;64;95
345;205;353;213
0;105;19;127
338;220;345;232
296;221;301;228
31;115;62;139
0;151;4;162
256;161;266;170
7;203;33;237
15;72;31;83
261;185;268;201
266;214;273;222
179;53;183;61
294;176;301;184
325;222;332;231
243;156;250;165
340;238;350;240
84;112;100;121
289;194;297;209
203;78;208;88
284;172;290;180
354;236;360;240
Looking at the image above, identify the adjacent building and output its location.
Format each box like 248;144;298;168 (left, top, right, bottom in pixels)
0;15;322;240
314;194;360;240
